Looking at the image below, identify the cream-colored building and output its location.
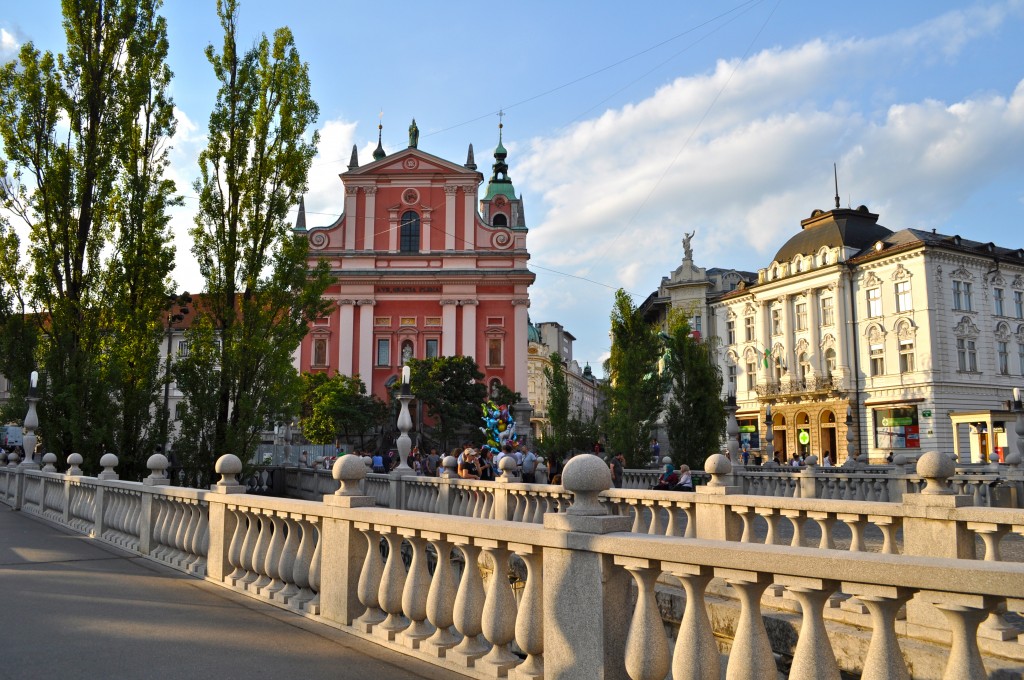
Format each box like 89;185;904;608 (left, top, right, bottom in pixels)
526;319;600;442
708;205;1024;463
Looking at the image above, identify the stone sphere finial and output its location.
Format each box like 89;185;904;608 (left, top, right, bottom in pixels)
42;452;58;472
498;455;518;480
7;452;20;467
661;456;672;467
704;453;733;487
1005;450;1022;467
916;450;955;495
67;453;83;476
804;454;818;468
563;454;611;516
98;453;119;480
144;453;169;485
333;455;367;495
441;455;458;478
214;454;243;487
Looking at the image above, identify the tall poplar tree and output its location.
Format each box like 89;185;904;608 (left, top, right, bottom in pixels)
543;352;570;456
603;289;664;468
177;0;331;473
0;0;178;476
663;313;725;470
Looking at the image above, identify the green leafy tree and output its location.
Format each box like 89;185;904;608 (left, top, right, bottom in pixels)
301;373;384;448
406;356;486;452
177;0;332;474
663;312;725;470
0;0;178;475
543;352;570;456
566;409;602;454
604;289;664;468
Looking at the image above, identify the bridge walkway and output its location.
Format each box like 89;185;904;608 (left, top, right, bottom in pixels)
0;508;449;680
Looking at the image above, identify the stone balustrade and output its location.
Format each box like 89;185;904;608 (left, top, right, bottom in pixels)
3;451;1024;678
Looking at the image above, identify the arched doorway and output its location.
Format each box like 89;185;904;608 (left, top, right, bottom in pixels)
795;411;810;458
772;412;787;460
819;409;837;464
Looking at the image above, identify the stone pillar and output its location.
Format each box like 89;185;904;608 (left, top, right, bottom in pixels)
321;456;375;626
542;455;632;680
344;185;357;250
444;185;457;250
206;454;247;582
512;298;530;396
460;300;478;363
695;454;743;541
338;300;355;376
756;298;771;384
441;299;458;356
362;186;377;250
808;288;821;374
780;295;795;387
463;188;475;250
357;300;374;382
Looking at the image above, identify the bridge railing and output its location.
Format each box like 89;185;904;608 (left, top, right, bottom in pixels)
3;452;1024;678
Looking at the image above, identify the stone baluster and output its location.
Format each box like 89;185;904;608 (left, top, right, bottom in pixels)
780;509;806;547
450;538;490;666
397;530;433;648
273;515;301;601
871;515;901;555
645;501;665;535
734;506;756;543
511;492;526;522
304;527;322;614
664;501;682;537
920;592;997;679
843;584;911;679
717;569;775;680
663;563;718;680
630;500;648;533
837;513;867;552
376;528;409;639
422;534;460;658
755;507;781;545
225;510;247;584
150;499;169;560
968;522;1019;641
777;576;840;679
249;514;273;591
509;545;543;680
182;503;201;567
290;518;318;609
807;511;836;549
354;523;386;632
617;557;670;680
262;514;288;597
477;541;520;675
237;508;260;584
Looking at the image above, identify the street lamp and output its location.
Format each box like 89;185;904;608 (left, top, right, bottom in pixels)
763;403;774;465
161;292;192;459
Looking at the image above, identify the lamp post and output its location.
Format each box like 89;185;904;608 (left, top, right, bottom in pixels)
20;371;40;469
394;365;414;473
725;393;739;463
763;403;774;465
845;406;856;466
161;292;192;458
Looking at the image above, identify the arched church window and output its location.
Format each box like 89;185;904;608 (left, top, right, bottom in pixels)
400;211;420;253
492;213;508;227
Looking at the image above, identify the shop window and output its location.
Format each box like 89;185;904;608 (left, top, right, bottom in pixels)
400;211;420;253
738;420;759;450
376;338;391;367
874;407;920;449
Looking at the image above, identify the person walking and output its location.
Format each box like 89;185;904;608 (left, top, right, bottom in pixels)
610;452;625;489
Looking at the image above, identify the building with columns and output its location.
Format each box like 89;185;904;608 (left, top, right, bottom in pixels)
709;204;1024;463
295;121;535;405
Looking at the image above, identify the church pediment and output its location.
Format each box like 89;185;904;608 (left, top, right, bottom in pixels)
345;147;481;179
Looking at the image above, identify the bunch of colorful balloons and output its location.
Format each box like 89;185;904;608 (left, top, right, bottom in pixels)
479;400;518;454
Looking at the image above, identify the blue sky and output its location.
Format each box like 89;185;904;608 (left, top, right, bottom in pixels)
4;1;1024;375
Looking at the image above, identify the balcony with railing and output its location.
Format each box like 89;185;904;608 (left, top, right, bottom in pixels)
755;374;845;398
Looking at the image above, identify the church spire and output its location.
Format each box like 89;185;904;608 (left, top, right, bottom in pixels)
465;143;477;170
294;195;307;231
372;111;386;161
348;144;359;170
484;112;517;202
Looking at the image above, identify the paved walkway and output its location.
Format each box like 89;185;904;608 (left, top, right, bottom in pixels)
0;508;451;680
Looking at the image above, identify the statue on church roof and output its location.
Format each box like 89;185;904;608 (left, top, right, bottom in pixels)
682;230;695;261
408;119;419;148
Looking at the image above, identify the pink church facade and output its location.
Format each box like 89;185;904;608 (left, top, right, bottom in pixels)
297;122;534;402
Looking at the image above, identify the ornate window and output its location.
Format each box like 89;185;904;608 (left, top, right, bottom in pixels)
798;352;810;384
899;338;914;373
820;296;834;326
956;338;977;372
795;303;808;331
177;339;190;357
313;338;328;367
727;364;736;388
772;344;785;382
953;280;972;311
744;315;755;342
727;320;736;345
771;307;782;335
1015;290;1024;319
824;348;837;378
994;288;1005;316
746;360;756;391
1019;341;1024;374
869;343;884;376
400;211;420;253
492;213;508;228
998;341;1009;375
867;287;882;318
895;280;912;313
376;338;391;366
487;338;503;367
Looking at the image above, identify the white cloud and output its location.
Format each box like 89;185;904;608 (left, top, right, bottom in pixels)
0;28;19;60
303;118;358;227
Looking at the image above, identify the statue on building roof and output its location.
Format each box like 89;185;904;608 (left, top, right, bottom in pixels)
408;118;419;148
682;230;695;261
